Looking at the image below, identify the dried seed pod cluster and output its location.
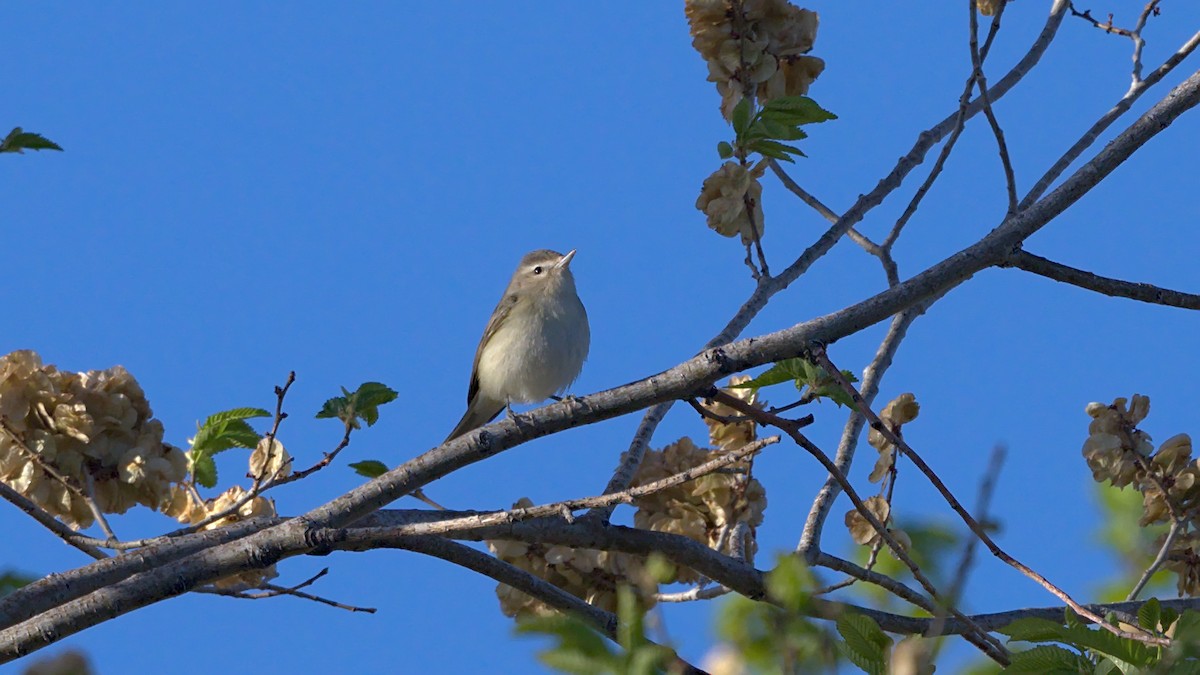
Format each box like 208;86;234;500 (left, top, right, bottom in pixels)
0;350;186;529
489;498;656;617
685;0;824;119
696;160;767;245
489;379;767;613
1082;395;1200;595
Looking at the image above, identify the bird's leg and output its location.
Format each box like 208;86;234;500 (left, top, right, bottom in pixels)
505;399;516;418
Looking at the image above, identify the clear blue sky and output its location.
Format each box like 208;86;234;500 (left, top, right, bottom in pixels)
4;2;1199;673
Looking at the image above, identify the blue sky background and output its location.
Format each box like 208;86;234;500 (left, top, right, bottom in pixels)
4;2;1199;673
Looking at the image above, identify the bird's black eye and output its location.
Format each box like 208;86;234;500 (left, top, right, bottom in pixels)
532;266;543;275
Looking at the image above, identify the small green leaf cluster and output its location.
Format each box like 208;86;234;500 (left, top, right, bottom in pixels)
517;586;675;675
0;570;36;598
719;96;836;163
716;556;842;672
998;601;1200;673
316;382;398;429
0;127;62;153
733;356;858;407
187;408;270;488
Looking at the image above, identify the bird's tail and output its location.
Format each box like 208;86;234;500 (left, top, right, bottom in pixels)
444;396;505;443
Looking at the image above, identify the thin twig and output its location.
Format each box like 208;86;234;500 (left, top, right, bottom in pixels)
706;389;1009;663
380;436;778;538
811;346;1168;647
592;2;1071;513
0;420;118;544
968;1;1019;216
196;568;377;613
1127;518;1181;602
0;480;107;560
799;298;935;556
1020;27;1200;208
1004;250;1200;310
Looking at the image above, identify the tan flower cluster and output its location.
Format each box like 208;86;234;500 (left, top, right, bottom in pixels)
0;350;186;529
632;436;766;578
165;485;279;590
489;498;655;617
630;379;767;582
696;161;766;245
1083;395;1200;594
867;393;920;483
1166;531;1200;597
487;380;768;617
685;0;825;118
844;495;909;552
702;375;761;451
976;0;1002;17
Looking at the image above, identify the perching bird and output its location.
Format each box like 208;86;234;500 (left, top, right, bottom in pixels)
445;248;590;441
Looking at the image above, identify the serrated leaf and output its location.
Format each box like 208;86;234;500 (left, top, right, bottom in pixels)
732;358;811;390
748;139;806;161
192;418;262;456
756;115;809;141
836;640;886;675
1000;617;1072;643
1138;597;1161;631
191;451;218;488
349;460;389;479
354;382;399;408
202;407;271;426
731;98;753;138
717;141;734;159
315;382;398;428
1002;644;1090;673
836;613;890;675
0;127;63;153
315;394;350;421
761;96;837;124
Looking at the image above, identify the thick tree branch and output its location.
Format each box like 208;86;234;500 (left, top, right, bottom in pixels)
594;0;1070;510
9;19;1200;665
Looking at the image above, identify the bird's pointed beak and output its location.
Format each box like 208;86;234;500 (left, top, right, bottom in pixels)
554;249;577;270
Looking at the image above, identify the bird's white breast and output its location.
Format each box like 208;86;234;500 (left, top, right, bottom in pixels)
476;291;589;404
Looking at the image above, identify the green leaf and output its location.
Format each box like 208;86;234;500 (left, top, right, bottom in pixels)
836;613;890;675
538;647;609;675
616;585;646;651
517;614;615;669
765;555;813;612
756;115;809;141
1138;597;1162;631
627;645;672;675
202;407;271;426
0;570;37;597
349;459;389;479
747;139;805;162
315;382;398;428
717;141;734;159
732;358;812;390
0;127;63;153
999;617;1072;643
761;96;837;125
1002;645;1091;673
191;451;218;488
192;418;262;456
731;98;753;138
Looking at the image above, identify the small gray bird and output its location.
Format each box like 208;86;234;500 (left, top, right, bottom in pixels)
445;248;590;441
